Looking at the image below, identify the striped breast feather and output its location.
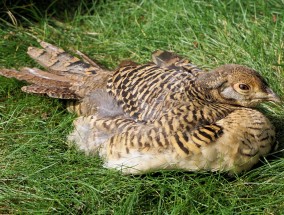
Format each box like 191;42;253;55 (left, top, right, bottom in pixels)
106;63;198;121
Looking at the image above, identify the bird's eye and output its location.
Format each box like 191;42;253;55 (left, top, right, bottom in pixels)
238;84;250;91
232;83;251;95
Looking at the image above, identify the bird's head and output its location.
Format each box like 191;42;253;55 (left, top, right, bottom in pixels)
196;64;280;107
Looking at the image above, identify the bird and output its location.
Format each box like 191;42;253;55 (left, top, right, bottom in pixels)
0;41;280;175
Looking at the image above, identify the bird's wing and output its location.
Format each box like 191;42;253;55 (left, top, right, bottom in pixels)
70;106;274;174
80;101;234;158
70;103;230;174
106;63;199;121
105;50;206;122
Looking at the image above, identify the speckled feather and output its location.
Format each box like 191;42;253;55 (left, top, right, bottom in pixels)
69;106;274;174
0;42;279;174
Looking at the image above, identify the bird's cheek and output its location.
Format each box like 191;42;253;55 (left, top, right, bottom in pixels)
220;87;237;100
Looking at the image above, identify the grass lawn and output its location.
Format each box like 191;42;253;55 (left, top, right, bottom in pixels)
0;0;284;214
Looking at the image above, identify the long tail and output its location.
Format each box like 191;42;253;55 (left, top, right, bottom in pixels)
0;67;79;99
27;41;109;76
0;41;112;115
0;41;111;98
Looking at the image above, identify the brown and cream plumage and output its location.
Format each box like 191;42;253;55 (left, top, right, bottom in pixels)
0;41;280;174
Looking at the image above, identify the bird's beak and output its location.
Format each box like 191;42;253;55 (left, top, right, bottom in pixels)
254;88;281;103
266;88;281;103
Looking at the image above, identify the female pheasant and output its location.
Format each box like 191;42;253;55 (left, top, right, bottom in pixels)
0;41;280;174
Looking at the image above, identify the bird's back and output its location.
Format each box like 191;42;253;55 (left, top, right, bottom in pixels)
107;63;207;121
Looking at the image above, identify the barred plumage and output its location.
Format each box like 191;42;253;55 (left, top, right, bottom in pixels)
0;41;280;174
69;107;274;174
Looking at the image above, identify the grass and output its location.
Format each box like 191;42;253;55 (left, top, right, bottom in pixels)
0;0;284;214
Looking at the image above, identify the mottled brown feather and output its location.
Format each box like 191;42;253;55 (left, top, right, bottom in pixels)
0;42;279;175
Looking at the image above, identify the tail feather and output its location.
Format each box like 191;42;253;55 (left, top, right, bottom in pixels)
21;67;88;83
0;68;71;88
1;41;113;115
21;67;73;86
22;85;77;99
27;41;106;75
